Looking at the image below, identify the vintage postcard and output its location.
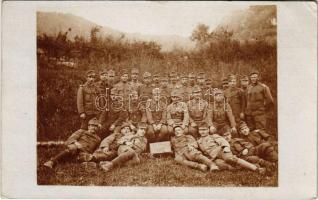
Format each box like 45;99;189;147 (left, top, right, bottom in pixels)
1;1;317;199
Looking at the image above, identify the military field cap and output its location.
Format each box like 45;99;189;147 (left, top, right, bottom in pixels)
188;72;196;78
100;69;108;75
192;85;202;93
205;78;212;84
239;121;249;130
249;69;259;76
121;122;131;130
131;68;139;74
228;74;236;81
129;90;138;95
153;71;160;77
198;125;208;130
108;69;115;75
173;124;183;131
88;118;99;126
120;69;129;76
171;90;182;98
138;123;148;129
152;88;161;94
214;88;224;95
197;72;205;79
169;71;177;77
240;75;249;81
180;73;188;78
143;71;152;78
86;70;96;77
222;77;229;84
160;72;169;79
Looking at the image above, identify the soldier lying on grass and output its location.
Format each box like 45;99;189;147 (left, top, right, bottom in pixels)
228;121;278;172
43;118;101;169
171;125;219;172
99;124;148;172
196;125;266;174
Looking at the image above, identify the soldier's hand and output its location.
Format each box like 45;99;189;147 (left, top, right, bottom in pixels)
240;113;245;120
231;127;237;134
80;113;86;119
242;148;248;156
209;126;217;134
223;146;231;153
109;125;115;131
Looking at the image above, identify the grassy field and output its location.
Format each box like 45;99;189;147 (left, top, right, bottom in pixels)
37;146;278;187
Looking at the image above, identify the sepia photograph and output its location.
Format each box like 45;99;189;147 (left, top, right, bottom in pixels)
36;2;279;187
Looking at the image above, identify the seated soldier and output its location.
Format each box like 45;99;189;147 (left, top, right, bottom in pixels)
230;121;278;167
99;124;148;172
146;88;168;142
127;90;147;131
196;125;266;174
167;90;189;135
43;118;101;169
207;89;237;137
171;125;219;172
187;86;210;138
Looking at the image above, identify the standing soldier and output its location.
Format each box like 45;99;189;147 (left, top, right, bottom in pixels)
180;73;191;102
107;69;116;88
221;77;229;91
127;90;147;130
152;71;161;88
224;75;246;124
196;72;206;92
167;90;189;135
168;71;182;92
43;118;102;169
203;78;213;101
246;70;274;131
240;75;250;111
77;70;101;130
187;86;210;138
207;89;237;136
171;125;219;172
113;69;133;101
139;71;154;101
160;73;171;103
96;69;111;113
129;68;143;93
146;88;168;142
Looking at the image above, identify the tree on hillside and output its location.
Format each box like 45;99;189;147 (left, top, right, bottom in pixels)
190;24;210;48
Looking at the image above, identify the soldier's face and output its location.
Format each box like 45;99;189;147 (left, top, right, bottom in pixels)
193;91;201;99
240;126;250;136
153;93;160;101
223;132;232;142
198;129;209;137
121;74;129;82
100;74;108;81
171;77;177;83
121;127;131;135
88;124;98;133
137;128;146;136
214;94;224;102
108;74;115;82
228;79;237;87
222;83;228;89
143;77;152;84
161;79;168;87
131;73;139;80
153;76;159;83
197;78;205;85
174;127;184;137
240;80;249;87
181;77;188;85
189;77;196;84
250;74;258;84
130;92;139;101
171;95;181;102
87;75;96;83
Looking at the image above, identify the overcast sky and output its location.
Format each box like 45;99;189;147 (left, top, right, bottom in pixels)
38;2;250;37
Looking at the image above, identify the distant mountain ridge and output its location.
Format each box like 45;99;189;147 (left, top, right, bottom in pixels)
37;12;195;51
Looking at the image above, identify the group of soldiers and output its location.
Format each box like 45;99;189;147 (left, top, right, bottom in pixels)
44;67;277;175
